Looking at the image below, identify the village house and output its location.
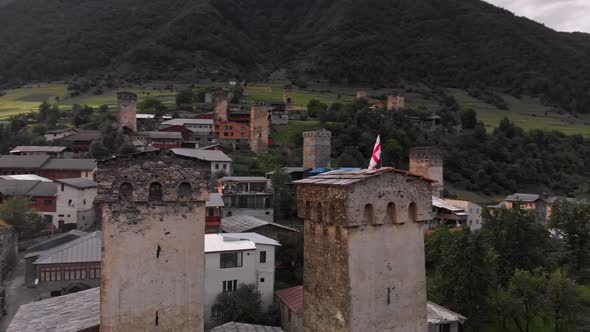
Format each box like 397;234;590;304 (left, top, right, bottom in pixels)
9;146;71;158
159;118;215;145
204;233;278;325
55;178;98;231
431;196;468;230
0;155;96;180
56;130;101;154
220;215;299;241
214;121;250;144
0;155;50;176
493;193;557;224
217;177;274;222
0;179;57;227
172;148;233;180
446;199;483;231
43;128;80;142
132;131;183;149
30;231;102;299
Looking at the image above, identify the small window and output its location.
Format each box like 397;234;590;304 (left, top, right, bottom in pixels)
68;199;73;206
220;252;243;269
215;164;220;170
223;164;227;170
149;182;163;201
222;280;238;293
260;278;265;283
409;202;418;222
363;204;374;224
61;184;65;191
260;251;267;264
83;199;86;205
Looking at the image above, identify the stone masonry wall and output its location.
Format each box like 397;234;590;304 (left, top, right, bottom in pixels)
409;147;443;197
96;151;210;332
117;92;137;133
250;105;270;154
302;130;331;170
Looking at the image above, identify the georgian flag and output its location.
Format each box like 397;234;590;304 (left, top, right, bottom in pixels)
368;135;381;170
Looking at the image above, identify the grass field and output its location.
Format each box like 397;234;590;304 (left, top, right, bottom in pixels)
2;82;590;136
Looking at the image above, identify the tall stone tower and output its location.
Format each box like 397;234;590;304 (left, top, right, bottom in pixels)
283;85;293;107
409;147;444;197
302;129;331;170
96;150;210;332
214;93;229;123
294;169;433;332
117;92;138;132
250;104;270;154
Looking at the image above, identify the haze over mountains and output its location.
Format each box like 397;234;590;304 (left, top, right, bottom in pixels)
1;0;590;113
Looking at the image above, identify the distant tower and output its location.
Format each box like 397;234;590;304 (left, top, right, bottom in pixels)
96;151;210;331
214;93;229;123
302;129;331;170
117;92;138;132
249;105;270;154
283;85;293;109
409;147;444;197
294;169;433;332
387;95;406;111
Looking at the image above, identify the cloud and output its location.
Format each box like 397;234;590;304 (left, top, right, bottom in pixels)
485;0;590;33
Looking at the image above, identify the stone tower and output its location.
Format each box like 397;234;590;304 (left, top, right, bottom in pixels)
302;129;331;170
96;150;210;332
214;93;229;123
409;147;444;197
283;85;293;107
294;169;433;332
387;95;405;111
117;92;138;132
249;104;270;154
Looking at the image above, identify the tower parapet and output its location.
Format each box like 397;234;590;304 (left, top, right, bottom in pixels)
409;147;444;197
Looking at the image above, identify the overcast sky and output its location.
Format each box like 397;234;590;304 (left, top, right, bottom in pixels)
485;0;590;33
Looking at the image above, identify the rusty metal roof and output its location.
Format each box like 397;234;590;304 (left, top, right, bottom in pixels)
275;286;304;314
293;168;436;186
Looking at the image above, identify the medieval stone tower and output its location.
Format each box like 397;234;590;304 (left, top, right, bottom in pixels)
294;169;432;332
387;95;405;111
117;92;138;132
214;93;229;123
96;150;210;332
409;147;444;197
250;104;270;154
302;129;331;170
283;85;293;109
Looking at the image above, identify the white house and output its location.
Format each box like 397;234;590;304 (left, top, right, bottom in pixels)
446;199;483;231
160;118;214;134
204;233;279;324
171;148;232;179
55;178;98;230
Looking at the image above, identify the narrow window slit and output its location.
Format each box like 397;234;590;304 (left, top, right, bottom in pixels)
156;245;161;258
155;311;159;326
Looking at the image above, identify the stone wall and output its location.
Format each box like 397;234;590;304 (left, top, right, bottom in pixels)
96;151;210;332
302;129;331;170
296;170;432;332
409;147;444;197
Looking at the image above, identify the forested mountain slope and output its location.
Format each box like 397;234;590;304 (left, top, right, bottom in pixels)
1;0;590;112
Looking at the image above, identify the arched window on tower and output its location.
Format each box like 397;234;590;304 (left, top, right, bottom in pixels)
328;204;336;224
120;182;133;200
316;203;323;223
149;182;163;201
386;202;397;224
409;202;418;223
363;204;374;224
178;182;192;200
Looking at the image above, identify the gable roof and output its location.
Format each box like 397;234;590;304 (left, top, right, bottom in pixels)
6;287;99;332
0;155;51;169
205;233;280;253
206;193;225;207
33;231;101;265
221;215;298;234
55;178;98;189
0;174;53;182
25;230;88;255
275;286;304;314
40;159;96;171
294;168;436;186
172;148;232;162
427;301;467;324
161;118;214;126
146;131;183;139
10;146;67;154
505;193;541;203
58;132;100;142
0;180;57;197
208;322;283;332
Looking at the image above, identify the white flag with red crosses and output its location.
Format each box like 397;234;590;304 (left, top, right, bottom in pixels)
368;135;381;170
